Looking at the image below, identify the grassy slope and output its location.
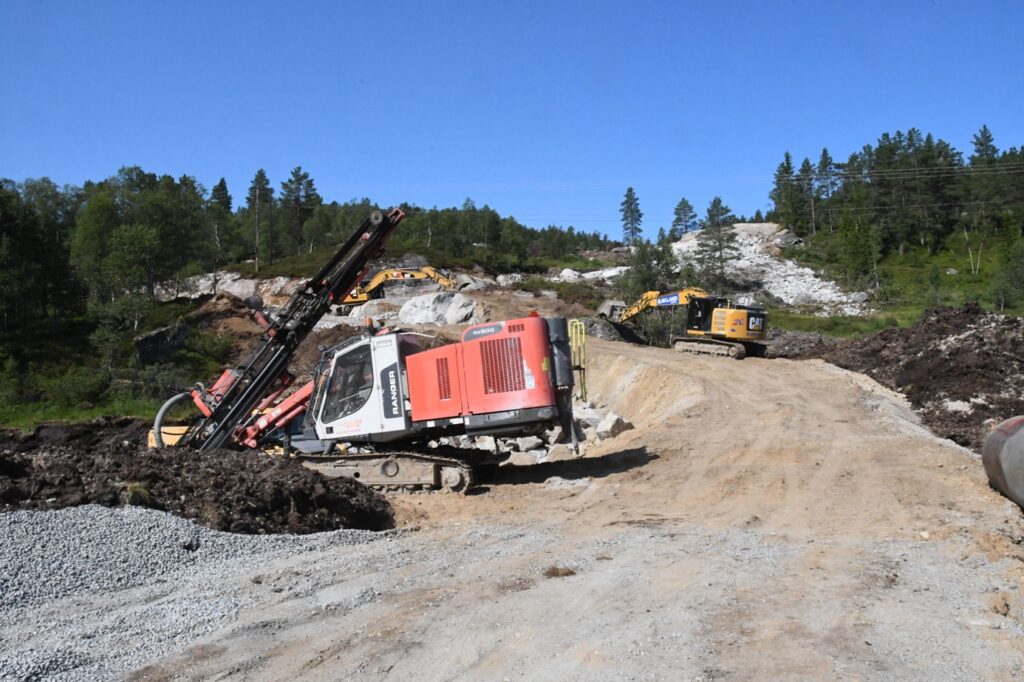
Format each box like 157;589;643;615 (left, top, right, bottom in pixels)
770;229;1020;338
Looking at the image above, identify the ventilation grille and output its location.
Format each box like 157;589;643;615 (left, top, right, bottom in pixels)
480;337;525;394
507;323;525;333
436;357;452;400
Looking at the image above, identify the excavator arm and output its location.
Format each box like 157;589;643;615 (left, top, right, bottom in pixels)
617;287;709;323
342;266;458;305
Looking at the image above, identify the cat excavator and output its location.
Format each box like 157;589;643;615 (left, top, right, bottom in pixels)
339;266;461;314
598;287;766;359
151;208;578;492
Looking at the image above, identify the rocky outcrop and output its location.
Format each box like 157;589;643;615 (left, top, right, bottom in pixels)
398;293;477;325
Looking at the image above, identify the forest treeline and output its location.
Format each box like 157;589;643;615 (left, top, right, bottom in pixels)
766;125;1024;304
0;166;614;334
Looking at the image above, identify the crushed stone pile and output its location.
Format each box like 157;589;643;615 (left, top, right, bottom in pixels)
0;505;387;681
0;419;393;534
775;305;1024;450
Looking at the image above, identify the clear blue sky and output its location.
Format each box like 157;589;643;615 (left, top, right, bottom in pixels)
2;1;1022;239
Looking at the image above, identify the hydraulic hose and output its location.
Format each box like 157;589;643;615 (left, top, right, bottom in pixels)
152;392;190;448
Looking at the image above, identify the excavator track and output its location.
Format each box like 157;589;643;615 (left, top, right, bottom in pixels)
671;337;751;359
295;447;496;494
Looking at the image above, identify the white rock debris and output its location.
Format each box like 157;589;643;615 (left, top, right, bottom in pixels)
673;223;870;316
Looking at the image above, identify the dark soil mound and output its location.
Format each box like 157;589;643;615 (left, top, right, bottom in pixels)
765;329;841;359
790;305;1024;451
0;420;393;534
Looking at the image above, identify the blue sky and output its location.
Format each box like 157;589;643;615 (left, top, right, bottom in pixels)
2;1;1022;239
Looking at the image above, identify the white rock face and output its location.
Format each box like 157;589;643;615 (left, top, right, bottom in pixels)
155;271;304;307
398;292;476;326
496;273;524;287
313;314;364;331
673;223;870;316
551;266;630;283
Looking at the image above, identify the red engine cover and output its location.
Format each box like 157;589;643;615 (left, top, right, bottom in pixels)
406;317;557;422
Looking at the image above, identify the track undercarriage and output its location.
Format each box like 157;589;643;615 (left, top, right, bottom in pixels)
670;336;767;360
296;447;503;494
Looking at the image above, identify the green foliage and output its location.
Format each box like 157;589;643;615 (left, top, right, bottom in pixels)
769;309;917;338
992;241;1024;309
125;481;154;507
693;197;738;289
618;238;680;300
620;187;643;245
770;126;1024;255
37;366;111;407
513;277;605;309
670;197;697;240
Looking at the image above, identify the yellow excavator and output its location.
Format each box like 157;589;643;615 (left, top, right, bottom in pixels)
598;287;767;359
340;266;461;314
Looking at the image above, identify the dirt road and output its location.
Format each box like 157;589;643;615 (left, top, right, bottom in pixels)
129;340;1024;679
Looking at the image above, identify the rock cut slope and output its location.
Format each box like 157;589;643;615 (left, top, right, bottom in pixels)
674;222;870;315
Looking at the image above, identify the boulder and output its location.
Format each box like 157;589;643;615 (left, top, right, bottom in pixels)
546;443;575;461
573;404;604;429
596;412;634;440
135;322;190;365
496;273;524;287
474;435;497;451
516;436;543;451
398;292;476;325
357;300;401;320
503;449;546;467
557;268;581;282
455;273;494;291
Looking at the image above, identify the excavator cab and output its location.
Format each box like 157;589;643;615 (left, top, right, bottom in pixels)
685;297;721;332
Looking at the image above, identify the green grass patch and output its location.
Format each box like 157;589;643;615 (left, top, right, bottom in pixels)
0;397;163;431
768;307;923;338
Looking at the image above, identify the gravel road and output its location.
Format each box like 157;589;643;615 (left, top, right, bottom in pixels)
3;339;1024;680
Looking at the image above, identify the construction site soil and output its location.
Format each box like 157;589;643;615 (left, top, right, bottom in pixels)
0;418;393;534
769;304;1024;451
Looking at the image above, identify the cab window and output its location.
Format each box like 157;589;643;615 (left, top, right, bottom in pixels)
320;345;374;422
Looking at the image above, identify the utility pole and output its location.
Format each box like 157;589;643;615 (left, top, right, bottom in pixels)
255;187;261;273
267;197;273;266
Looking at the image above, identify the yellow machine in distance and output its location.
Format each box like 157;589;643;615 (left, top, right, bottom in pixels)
340;266;460;313
598;287;767;359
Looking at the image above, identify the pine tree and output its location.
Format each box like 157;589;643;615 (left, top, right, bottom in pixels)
694;197;738;289
669;197;697;240
211;178;232;212
246;169;272;209
816;148;837;199
246;170;273;269
798;157;817;235
620;187;643;245
281;166;321;254
770;152;801;232
970;125;998;163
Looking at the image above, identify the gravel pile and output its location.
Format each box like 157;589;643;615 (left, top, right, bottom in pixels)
0;505;389;680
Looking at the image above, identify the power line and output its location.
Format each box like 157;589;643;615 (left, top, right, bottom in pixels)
777;162;1024;184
